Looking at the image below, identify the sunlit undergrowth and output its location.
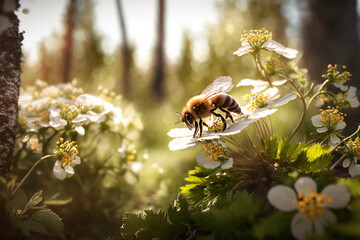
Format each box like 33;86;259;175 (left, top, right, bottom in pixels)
122;29;360;240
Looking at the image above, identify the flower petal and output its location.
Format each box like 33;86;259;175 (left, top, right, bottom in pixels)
196;151;221;169
291;212;313;240
333;83;349;92
295;177;317;193
75;125;85;136
221;158;233;169
271;93;297;107
216;118;257;135
311;114;323;128
349;162;360;177
169;137;201;151
317;127;328;133
73;156;81;165
330;133;340;145
167;128;194;137
322;184;350;208
233;43;253;57
53;161;67;180
342;158;350;168
267;185;297;211
263;40;299;59
335;121;346;130
64;164;74;174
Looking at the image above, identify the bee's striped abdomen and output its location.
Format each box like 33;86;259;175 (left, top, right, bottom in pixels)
215;94;241;114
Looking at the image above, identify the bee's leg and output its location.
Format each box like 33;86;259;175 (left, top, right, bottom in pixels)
199;118;204;137
218;107;234;123
193;121;199;138
211;110;227;131
202;121;209;128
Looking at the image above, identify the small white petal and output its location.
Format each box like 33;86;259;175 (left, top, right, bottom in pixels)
295;177;317;193
75;125;85;135
263;87;279;98
73;156;81;165
53;161;67;180
322;184;350;208
221;158;233;169
236;79;268;87
263;40;299;59
311;115;324;128
317;127;328;133
313;218;326;235
349;163;360;177
291;212;313;240
246;109;278;119
342;158;350;168
267;185;297;211
333;83;349;92
64;165;74;174
131;162;144;173
233;43;253;57
168;137;201;151
216;118;257;135
271;93;297;107
323;208;337;223
196;152;221;169
330;133;340;145
167;128;194;137
335;121;346;130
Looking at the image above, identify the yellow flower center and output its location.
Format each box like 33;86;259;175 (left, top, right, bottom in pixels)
54;139;79;167
208;118;224;133
243;93;270;111
347;137;360;159
325;64;352;84
293;188;332;222
241;28;272;50
319;107;345;126
203;141;226;161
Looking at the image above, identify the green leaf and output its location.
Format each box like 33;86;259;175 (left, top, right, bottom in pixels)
23;190;43;213
44;193;73;206
338;177;360;198
13;188;28;211
294;143;332;173
14;218;49;236
252;211;293;239
31;210;64;232
121;212;147;240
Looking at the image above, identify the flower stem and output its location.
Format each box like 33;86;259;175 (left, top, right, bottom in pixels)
11;155;52;197
327;125;360;155
306;80;330;108
254;54;273;88
329;154;347;170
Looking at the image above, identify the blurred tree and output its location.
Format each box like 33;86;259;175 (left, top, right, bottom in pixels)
0;0;22;178
152;0;166;101
115;0;132;98
62;0;80;83
300;0;360;133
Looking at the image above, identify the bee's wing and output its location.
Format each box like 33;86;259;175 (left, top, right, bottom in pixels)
200;76;234;101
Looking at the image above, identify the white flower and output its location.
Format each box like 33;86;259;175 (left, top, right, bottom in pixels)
53;157;81;180
236;78;287;93
196;140;233;169
49;110;67;129
342;157;360;177
117;143;127;158
268;177;351;240
25;135;42;153
346;86;360;108
311;108;346;146
333;83;349;92
168;118;257;151
234;39;298;59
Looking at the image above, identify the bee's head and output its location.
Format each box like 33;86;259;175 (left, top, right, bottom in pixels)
181;110;195;130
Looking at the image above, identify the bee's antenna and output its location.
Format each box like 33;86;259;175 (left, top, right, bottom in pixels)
176;112;181;116
174;120;181;125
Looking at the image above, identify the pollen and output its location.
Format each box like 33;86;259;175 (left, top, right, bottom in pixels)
54;138;79;167
202;140;226;162
243;93;270;111
347;137;360;159
208;118;224;133
319;107;345;126
324;64;352;84
241;28;272;50
293;188;332;222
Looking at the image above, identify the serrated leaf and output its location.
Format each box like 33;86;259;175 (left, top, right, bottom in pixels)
31;210;64;232
23;190;43;213
121;213;147;240
252;211;293;239
15;219;49;236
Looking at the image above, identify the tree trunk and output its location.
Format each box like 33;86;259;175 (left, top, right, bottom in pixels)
116;0;131;98
0;0;22;179
62;0;79;83
151;0;166;101
300;0;360;133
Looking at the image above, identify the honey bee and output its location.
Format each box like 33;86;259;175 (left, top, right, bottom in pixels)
180;76;242;137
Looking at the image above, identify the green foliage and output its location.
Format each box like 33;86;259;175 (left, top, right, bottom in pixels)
5;189;65;239
180;166;237;206
121;195;190;240
192;191;262;239
252;211;293;239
